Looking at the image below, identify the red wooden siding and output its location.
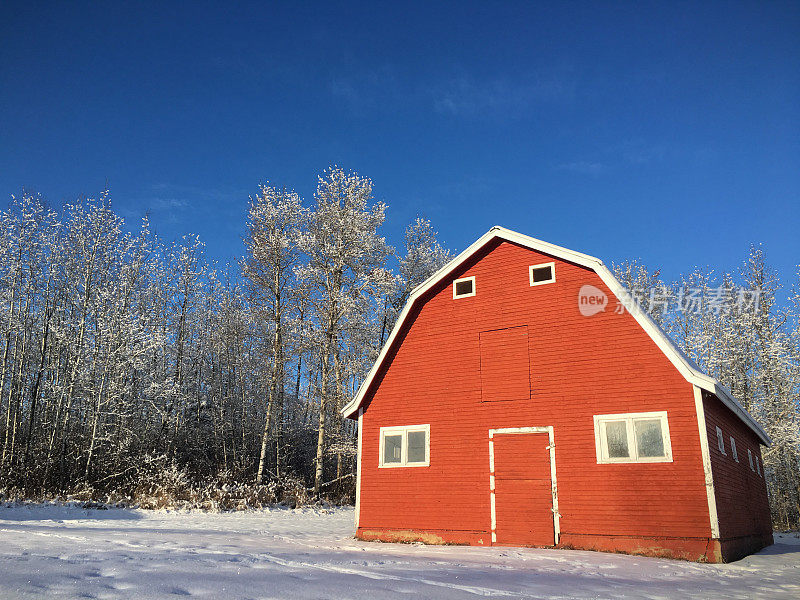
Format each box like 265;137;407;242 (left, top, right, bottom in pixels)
480;326;530;402
355;239;769;561
702;390;772;559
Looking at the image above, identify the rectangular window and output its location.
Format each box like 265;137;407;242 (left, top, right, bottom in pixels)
529;262;556;286
594;411;672;464
748;449;754;471
379;424;430;467
756;456;761;477
453;276;475;299
730;437;739;462
716;427;726;455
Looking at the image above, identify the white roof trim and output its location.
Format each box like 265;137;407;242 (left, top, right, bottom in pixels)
341;226;771;446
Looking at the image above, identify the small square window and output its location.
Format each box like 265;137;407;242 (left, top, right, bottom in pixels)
594;412;672;464
529;262;556;287
748;449;754;471
730;437;739;462
379;425;430;467
453;276;475;299
716;427;726;455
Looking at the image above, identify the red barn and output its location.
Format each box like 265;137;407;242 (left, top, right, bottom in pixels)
341;227;772;563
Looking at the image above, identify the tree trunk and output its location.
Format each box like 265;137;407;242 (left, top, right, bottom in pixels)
84;359;110;480
0;276;17;471
313;330;333;495
6;309;30;470
26;298;52;464
334;349;343;479
44;236;99;486
256;316;281;484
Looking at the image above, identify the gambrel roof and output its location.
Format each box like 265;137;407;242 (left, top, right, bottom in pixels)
341;226;771;446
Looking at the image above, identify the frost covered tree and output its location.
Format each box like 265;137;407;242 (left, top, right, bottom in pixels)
612;259;671;328
296;167;392;494
243;185;305;483
615;249;800;529
399;218;452;301
377;218;452;346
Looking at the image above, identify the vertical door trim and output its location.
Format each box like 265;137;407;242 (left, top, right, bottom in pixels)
488;426;560;546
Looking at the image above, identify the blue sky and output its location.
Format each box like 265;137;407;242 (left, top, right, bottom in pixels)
1;1;798;286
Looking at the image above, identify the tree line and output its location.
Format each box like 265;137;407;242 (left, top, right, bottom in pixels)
0;166;797;528
0;167;451;505
614;254;800;529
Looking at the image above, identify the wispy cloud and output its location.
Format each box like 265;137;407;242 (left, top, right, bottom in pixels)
609;140;667;165
125;183;248;226
555;161;607;175
330;78;362;106
149;197;190;211
432;72;575;118
555;139;670;176
327;65;576;120
329;66;400;111
433;175;499;198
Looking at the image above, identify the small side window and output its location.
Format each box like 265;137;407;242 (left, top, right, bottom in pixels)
730;437;739;462
716;427;726;455
453;276;476;299
379;425;430;467
748;449;754;471
529;262;556;286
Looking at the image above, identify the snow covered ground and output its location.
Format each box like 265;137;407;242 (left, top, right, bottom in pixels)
1;504;798;599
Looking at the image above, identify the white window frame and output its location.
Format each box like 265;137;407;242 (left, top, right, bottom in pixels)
452;275;476;299
379;424;430;468
716;427;726;455
730;436;739;462
756;456;761;476
529;262;556;287
593;411;673;464
748;448;754;471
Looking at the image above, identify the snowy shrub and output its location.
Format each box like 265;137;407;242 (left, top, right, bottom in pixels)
272;473;314;508
69;483;97;502
133;458;196;509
